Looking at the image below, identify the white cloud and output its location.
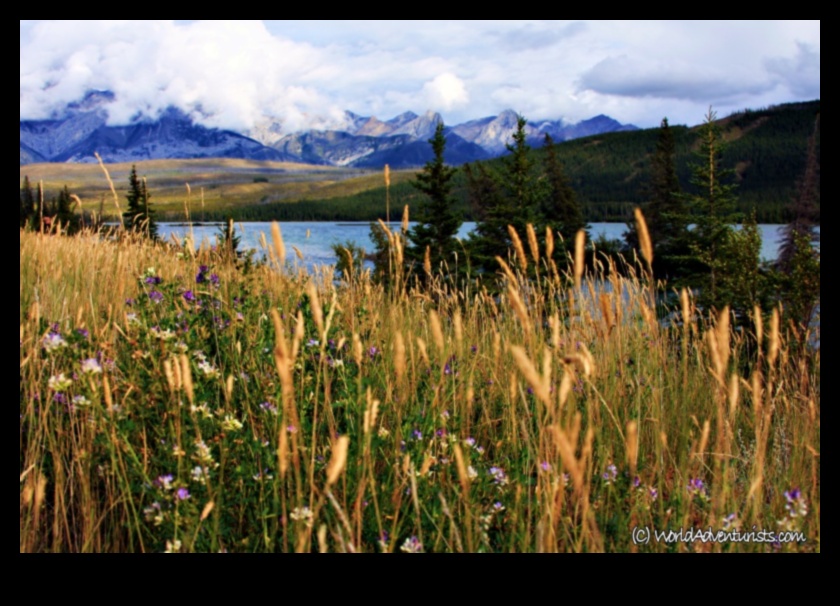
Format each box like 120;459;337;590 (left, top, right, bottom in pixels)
421;73;469;111
20;20;820;132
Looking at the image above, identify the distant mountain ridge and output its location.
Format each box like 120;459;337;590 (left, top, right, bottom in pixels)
20;91;639;167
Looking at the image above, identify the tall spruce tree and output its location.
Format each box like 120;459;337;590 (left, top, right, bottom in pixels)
683;108;741;309
541;133;586;253
778;114;820;332
407;122;462;276
468;115;537;274
626;119;687;277
20;176;35;229
124;165;157;239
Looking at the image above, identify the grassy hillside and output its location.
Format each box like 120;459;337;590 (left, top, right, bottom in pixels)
19;158;416;221
20;101;819;224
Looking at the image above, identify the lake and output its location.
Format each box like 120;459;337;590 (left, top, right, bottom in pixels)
158;222;818;268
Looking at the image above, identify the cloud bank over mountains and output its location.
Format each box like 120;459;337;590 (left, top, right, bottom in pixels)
20;20;820;135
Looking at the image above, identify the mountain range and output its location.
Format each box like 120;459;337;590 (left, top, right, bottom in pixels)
20;91;638;168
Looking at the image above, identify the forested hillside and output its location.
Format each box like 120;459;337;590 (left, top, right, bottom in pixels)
214;101;818;224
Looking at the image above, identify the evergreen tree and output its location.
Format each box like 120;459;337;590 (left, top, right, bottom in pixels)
778;114;820;272
541;133;587;253
20;176;35;229
407;122;462;277
124;165;157;239
468;115;538;273
626;118;687;277
682;108;742;309
53;185;80;234
778;114;820;332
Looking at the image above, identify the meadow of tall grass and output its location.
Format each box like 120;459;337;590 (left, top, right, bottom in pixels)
19;217;819;553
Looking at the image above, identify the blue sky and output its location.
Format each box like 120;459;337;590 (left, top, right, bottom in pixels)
20;20;820;133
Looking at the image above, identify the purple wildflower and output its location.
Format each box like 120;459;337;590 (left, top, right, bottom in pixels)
176;488;191;501
540;461;551;472
76;329;90;340
412;430;423;441
368;346;380;359
183;291;196;302
144;276;162;286
603;465;618;485
149;291;164;304
688;478;706;497
210;274;220;287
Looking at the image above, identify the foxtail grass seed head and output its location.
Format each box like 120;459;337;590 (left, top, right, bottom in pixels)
200;501;215;522
526;224;540;265
546;227;555;261
384;164;391;188
453;444;470;494
626;422;639;476
394;332;407;385
574;231;586;291
495;257;518;285
424;246;432;276
271;223;286;268
430;310;445;355
180;354;194;406
510;346;550;406
278;426;290;478
634;208;654;269
326;436;350;487
769;308;780;368
402;205;409;234
307;282;325;338
508;225;528;273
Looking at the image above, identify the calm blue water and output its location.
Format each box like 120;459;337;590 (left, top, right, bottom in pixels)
159;222;818;268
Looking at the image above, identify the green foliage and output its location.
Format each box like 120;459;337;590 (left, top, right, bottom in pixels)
467;115;541;274
331;239;367;281
123;165;158;240
368;222;392;286
626;119;689;278
20;176;35;230
542;134;587;250
779;231;820;334
407;123;462;277
681;108;742;310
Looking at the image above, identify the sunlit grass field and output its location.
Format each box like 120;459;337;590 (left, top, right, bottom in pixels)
19;220;819;553
20;159;415;219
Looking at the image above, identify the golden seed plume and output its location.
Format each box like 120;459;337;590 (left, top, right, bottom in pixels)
180;354;194;406
574;230;586;291
384;164;391;188
453;444;470;494
394;332;407;385
768;308;780;368
401;205;410;234
626;422;639;476
507;285;533;337
200;501;215;522
634;208;654;269
307;282;325;338
510;346;550;406
326;436;350;487
271;223;286;269
495;257;518;285
508;225;528;273
526;224;540;265
278;427;290;478
545;227;555;261
429;310;445;355
424;246;432;276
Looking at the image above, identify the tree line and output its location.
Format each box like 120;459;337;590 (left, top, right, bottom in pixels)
358;110;819;334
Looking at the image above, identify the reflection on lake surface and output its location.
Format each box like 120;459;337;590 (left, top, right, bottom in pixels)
158;222;818;269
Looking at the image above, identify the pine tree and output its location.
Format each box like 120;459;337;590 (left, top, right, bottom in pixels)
541;133;586;253
53;185;80;234
124;165;157;240
407;122;462;277
778;114;820;272
626;119;687;277
20;176;35;229
468;115;538;274
683;108;741;309
778;114;820;332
